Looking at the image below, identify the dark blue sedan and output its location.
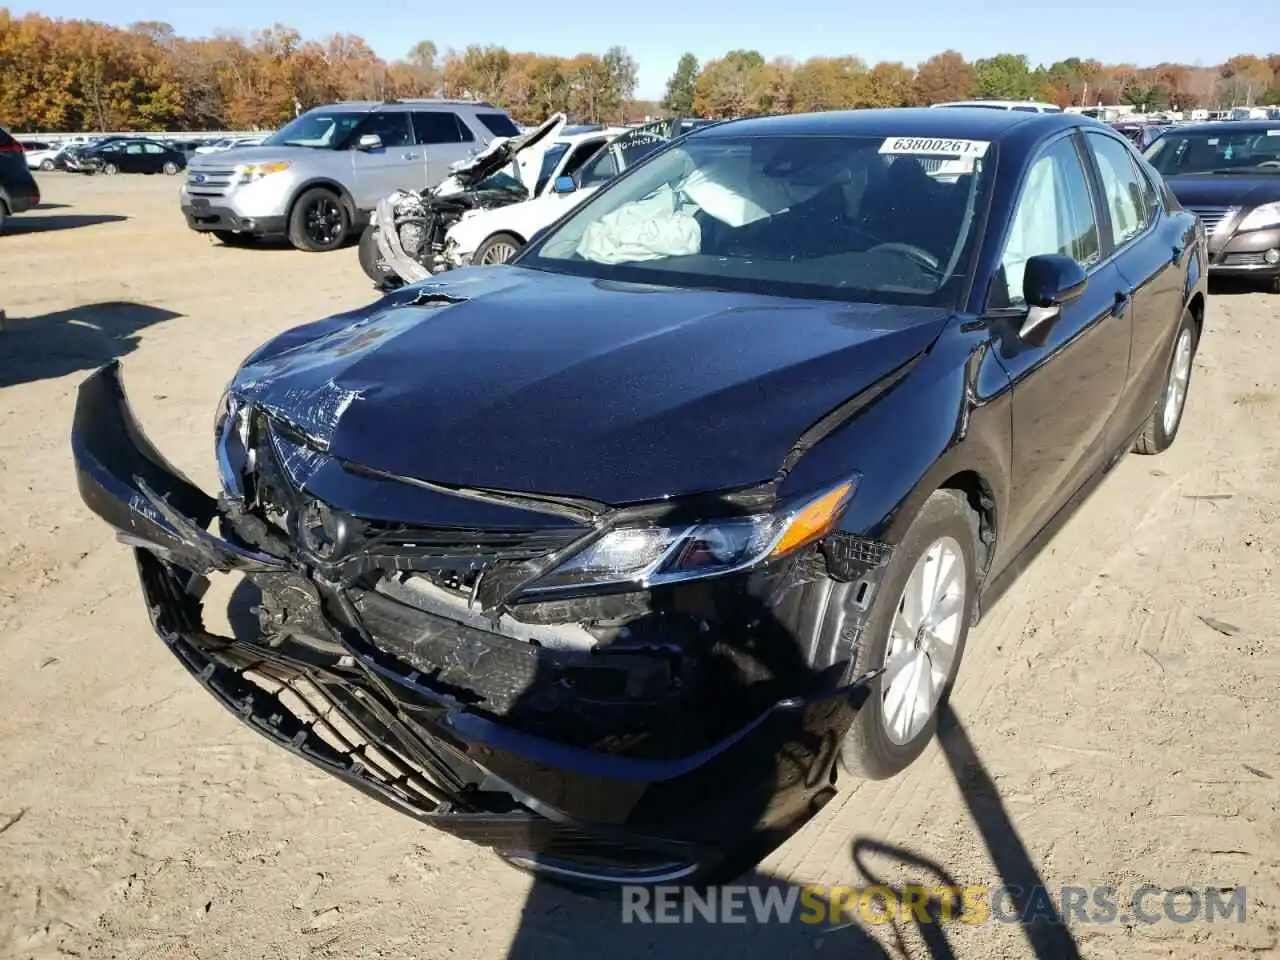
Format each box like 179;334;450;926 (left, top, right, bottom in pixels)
70;107;1206;889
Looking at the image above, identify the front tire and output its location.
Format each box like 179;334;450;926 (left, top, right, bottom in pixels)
288;187;349;252
1133;307;1198;455
103;162;119;176
40;159;54;171
473;231;524;266
358;224;402;289
838;490;978;780
162;161;179;175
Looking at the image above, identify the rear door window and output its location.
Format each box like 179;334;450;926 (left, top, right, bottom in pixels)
412;112;474;144
476;112;520;138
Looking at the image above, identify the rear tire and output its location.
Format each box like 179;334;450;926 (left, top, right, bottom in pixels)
358;224;402;289
103;162;119;176
837;490;978;781
288;187;349;252
162;161;179;175
1133;307;1198;455
40;159;54;171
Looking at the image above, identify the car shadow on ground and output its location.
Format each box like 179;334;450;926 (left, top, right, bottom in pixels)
0;301;181;389
503;703;1081;960
33;201;71;210
2;213;127;235
1208;276;1277;296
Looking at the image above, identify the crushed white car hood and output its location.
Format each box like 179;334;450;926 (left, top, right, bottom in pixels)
434;113;567;198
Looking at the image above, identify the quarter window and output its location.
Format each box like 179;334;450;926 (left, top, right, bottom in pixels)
1086;132;1153;246
996;136;1100;307
411;111;474;144
475;112;520;138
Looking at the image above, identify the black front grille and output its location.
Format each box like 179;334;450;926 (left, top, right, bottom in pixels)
362;524;584;562
1222;252;1272;267
1189;205;1232;235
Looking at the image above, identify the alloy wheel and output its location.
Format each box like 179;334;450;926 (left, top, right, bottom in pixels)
880;535;967;745
1162;328;1193;436
305;197;343;247
479;240;521;265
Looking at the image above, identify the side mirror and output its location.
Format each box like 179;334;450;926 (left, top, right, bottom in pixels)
1019;253;1087;341
357;134;383;151
552;175;577;194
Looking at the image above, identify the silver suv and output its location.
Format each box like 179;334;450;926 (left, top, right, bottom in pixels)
180;99;521;251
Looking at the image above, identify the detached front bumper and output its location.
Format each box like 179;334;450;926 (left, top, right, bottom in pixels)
71;361;877;886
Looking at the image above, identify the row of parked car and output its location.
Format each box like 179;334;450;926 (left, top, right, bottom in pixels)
17;134;267;176
174;97;713;273
171;96;1280;294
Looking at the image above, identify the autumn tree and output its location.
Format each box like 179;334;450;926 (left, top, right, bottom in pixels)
662;53;698;115
0;12;1271;134
692;49;767;117
913;50;976;105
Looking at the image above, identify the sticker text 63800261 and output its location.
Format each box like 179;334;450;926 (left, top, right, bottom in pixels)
879;137;991;158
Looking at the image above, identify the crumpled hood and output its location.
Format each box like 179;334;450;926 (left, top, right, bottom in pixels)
1166;174;1280;208
436;113;567;196
231;268;950;504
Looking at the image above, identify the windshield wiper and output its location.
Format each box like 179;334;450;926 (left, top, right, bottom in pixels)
1208;167;1280;174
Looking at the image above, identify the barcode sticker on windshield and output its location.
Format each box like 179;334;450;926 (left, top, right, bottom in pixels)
879;137;991;158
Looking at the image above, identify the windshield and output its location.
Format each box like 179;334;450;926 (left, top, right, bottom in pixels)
536;143;570;194
264;112;364;149
521;134;993;307
1145;130;1280;175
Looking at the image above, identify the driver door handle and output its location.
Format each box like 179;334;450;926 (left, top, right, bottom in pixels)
401;152;419;160
1114;290;1132;317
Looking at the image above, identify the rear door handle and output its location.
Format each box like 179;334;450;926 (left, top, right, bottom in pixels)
401;152;419;160
1114;290;1132;316
1171;243;1185;264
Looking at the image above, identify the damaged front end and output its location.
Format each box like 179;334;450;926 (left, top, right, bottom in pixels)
369;114;568;287
72;360;892;887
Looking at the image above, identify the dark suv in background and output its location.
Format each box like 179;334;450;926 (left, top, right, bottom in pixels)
0;124;40;231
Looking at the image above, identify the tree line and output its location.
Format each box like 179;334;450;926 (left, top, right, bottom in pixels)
0;9;1277;134
669;50;1280;118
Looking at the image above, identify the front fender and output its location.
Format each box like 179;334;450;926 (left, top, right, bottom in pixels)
779;321;1013;554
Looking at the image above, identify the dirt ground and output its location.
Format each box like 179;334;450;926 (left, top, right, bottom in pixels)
0;173;1277;960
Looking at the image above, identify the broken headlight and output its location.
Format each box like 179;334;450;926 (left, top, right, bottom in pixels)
529;478;857;592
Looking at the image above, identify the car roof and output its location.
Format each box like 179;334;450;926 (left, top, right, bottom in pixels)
694;107;1080;141
310;98;497;113
1160;120;1280;135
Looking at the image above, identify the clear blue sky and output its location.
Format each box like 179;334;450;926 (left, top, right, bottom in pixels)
8;0;1278;100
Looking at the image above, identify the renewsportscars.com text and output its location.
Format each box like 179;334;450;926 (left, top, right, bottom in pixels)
621;884;1247;926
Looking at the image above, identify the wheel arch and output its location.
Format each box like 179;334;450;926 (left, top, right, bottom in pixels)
1185;290;1205;339
481;228;527;247
286;179;359;227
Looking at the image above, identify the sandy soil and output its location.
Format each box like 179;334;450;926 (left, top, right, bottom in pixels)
0;174;1277;960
